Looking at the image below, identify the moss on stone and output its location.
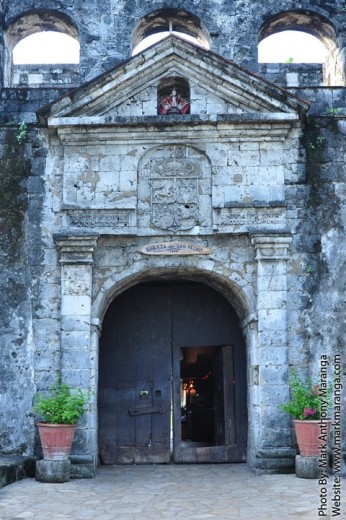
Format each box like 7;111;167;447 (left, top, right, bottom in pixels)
303;115;342;229
0;126;31;264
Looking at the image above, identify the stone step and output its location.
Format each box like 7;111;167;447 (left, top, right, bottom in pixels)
0;456;36;488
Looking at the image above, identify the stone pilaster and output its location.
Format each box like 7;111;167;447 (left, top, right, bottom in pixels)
250;233;294;473
54;234;98;474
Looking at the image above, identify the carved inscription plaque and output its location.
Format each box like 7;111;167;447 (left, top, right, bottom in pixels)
66;210;132;231
214;207;286;229
140;242;211;255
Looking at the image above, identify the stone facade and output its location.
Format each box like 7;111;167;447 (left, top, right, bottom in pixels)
0;0;345;477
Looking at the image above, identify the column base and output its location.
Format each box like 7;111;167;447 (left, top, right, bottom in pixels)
295;455;320;479
35;459;71;483
253;448;296;474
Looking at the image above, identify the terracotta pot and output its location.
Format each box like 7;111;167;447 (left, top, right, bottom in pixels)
293;419;331;456
37;422;76;460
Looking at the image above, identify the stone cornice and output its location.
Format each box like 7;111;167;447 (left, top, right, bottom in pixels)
54;234;99;265
48;112;300;129
250;233;292;261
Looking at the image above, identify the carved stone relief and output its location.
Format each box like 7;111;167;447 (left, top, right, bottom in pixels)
138;145;212;233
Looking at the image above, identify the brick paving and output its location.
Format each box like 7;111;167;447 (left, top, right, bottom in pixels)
0;464;344;520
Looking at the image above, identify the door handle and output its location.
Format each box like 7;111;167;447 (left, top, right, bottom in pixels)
128;404;165;416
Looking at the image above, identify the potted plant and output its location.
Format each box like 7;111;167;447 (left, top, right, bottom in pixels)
279;369;332;456
33;381;93;461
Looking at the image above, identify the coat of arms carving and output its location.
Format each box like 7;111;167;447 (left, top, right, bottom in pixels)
150;156;200;231
138;145;212;234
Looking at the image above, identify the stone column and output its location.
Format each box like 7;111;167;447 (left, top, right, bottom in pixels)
250;233;295;473
54;234;98;477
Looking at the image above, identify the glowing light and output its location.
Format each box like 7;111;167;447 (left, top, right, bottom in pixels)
13;31;80;64
258;31;327;63
12;29;327;66
132;31;208;56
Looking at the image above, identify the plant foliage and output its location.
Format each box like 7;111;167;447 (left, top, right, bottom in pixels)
279;369;332;420
16;122;28;144
34;382;93;424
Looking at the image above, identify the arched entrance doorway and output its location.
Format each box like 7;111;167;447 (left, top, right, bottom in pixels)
98;281;247;464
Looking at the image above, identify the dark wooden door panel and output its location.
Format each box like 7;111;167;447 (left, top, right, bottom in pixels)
172;285;246;463
172;285;244;348
99;282;247;464
99;286;172;464
214;346;235;446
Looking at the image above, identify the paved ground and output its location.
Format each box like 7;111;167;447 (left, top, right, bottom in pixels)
0;463;344;520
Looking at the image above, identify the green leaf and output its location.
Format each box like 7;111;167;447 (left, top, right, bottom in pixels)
33;381;93;424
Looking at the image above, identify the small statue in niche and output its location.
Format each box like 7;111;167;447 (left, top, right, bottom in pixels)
160;89;190;115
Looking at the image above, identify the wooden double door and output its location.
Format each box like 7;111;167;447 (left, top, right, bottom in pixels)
98;282;247;464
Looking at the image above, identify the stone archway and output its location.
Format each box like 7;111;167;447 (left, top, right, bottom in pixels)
131;8;210;55
4;10;79;86
55;232;293;473
258;9;345;86
98;279;247;464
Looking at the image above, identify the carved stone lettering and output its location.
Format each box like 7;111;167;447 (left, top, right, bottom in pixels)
67;210;131;229
215;207;286;227
140;241;211;255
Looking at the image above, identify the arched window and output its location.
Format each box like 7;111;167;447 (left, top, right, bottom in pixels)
258;10;344;86
133;30;205;56
132;9;210;56
13;31;79;65
158;77;190;115
258;30;327;63
4;10;79;87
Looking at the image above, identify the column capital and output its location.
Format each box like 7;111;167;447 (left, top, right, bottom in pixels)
250;233;292;261
54;234;99;265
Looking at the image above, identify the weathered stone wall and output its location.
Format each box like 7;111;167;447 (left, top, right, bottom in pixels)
0;89;74;123
0;0;344;474
302;111;346;366
12;64;80;89
1;1;346;83
259;64;324;88
285;99;346;466
0;126;35;455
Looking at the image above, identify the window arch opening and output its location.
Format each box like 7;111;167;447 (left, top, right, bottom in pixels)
133;30;205;56
158;76;190;115
132;9;210;56
13;31;79;65
258;30;327;63
258;10;344;86
4;10;80;87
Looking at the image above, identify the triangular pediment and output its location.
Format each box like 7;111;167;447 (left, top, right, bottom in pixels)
37;36;309;126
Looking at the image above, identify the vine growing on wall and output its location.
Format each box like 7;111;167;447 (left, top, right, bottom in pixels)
16;122;28;143
307;134;325;151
